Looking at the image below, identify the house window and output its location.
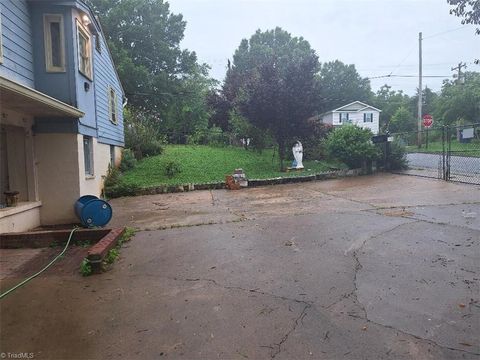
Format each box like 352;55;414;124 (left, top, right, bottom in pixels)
77;23;92;79
95;34;102;53
339;113;349;123
83;136;94;176
108;87;118;124
364;113;373;123
0;10;3;64
110;145;115;167
43;14;66;72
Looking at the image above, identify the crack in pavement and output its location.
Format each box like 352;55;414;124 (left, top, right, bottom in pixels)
178;277;313;358
269;303;311;358
308;188;377;208
312;186;480;212
130;269;480;357
129;215;479;357
182;277;313;306
364;207;480;232
324;222;411;315
343;222;480;356
314;219;480;356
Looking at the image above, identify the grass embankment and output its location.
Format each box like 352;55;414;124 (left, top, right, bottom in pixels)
120;145;346;188
406;139;480;157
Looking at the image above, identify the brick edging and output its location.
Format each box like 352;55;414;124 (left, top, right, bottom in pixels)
0;228;110;249
87;228;125;272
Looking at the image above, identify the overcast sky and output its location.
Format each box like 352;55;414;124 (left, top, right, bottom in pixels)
168;0;478;96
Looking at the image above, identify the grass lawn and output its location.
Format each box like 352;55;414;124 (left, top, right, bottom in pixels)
120;145;347;188
406;139;480;157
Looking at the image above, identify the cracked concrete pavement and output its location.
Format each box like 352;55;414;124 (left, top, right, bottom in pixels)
1;174;479;359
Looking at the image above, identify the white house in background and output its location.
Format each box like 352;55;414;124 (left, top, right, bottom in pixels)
314;101;381;135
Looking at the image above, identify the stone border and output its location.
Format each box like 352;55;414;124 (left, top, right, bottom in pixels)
130;168;365;196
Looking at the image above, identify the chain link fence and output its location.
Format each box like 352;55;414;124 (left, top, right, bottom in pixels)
390;124;480;185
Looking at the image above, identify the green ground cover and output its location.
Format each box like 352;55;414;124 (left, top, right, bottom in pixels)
119;145;346;188
406;139;480;157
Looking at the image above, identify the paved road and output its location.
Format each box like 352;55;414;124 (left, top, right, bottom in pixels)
1;174;480;359
407;152;480;183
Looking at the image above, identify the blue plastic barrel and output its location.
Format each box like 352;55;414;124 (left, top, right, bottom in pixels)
74;195;112;227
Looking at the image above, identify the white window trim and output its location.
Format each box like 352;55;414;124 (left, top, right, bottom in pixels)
108;86;118;124
76;20;92;80
83;136;94;177
43;14;66;72
0;10;3;64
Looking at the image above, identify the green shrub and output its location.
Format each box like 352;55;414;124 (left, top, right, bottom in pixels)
386;140;408;170
138;138;164;158
325;125;380;169
104;181;140;198
119;149;137;172
118;227;136;246
302;121;334;160
187;126;229;147
124;109;164;159
164;160;181;178
80;258;92;276
104;164;121;188
104;248;120;265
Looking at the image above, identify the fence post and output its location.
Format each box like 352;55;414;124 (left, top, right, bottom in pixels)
442;126;446;180
446;126;451;181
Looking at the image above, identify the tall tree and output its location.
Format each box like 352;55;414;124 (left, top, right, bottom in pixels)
408;87;439;120
316;60;373;112
226;27;320;169
448;0;480;32
88;0;214;143
447;0;480;63
389;106;416;133
372;84;411;132
162;65;217;143
434;71;480;125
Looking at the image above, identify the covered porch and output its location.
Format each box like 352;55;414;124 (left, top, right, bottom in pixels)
0;76;84;233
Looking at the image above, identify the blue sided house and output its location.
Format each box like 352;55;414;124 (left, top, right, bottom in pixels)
0;0;125;232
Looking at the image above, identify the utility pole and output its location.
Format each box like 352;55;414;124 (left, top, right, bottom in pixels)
451;62;467;85
417;32;423;148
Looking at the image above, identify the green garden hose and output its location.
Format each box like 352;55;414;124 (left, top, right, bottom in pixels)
0;228;78;300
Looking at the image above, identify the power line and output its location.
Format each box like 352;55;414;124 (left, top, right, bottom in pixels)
387;45;416;77
423;26;469;40
366;74;451;80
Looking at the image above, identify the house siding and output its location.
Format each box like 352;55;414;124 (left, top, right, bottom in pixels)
321;112;334;125
30;4;77;106
330;111;379;134
93;28;124;146
339;103;365;111
0;0;34;87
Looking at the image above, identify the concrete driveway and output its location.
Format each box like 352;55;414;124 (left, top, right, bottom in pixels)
1;174;479;359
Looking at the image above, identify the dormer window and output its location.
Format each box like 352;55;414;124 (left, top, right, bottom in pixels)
109;87;118;124
77;22;92;79
44;14;65;72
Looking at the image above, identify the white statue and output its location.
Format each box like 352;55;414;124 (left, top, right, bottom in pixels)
292;141;304;169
